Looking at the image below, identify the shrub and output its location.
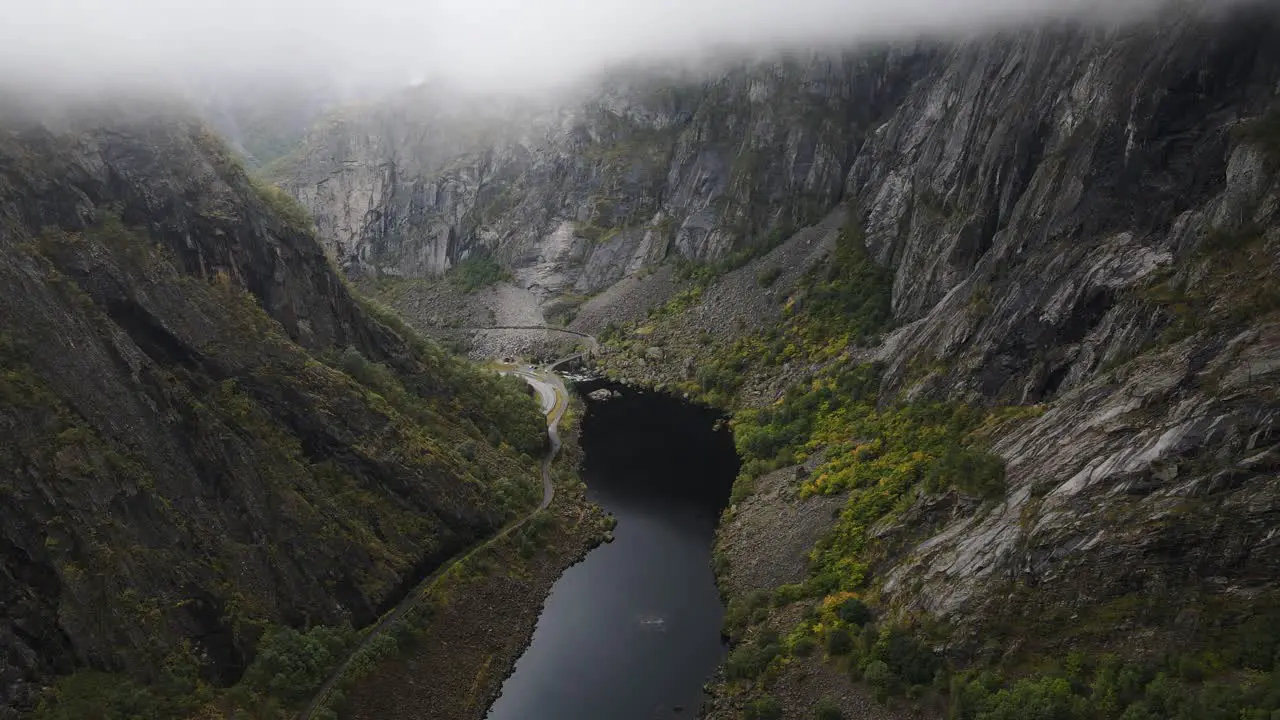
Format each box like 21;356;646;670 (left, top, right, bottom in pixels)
837;598;872;626
32;667;210;720
925;445;1006;499
239;625;356;706
792;636;818;657
712;551;730;578
864;659;894;692
744;696;783;720
698;363;742;394
726;640;781;680
599;323;622;344
448;252;510;293
827;627;854;656
873;627;940;687
724;590;773;635
814;698;844;720
729;472;757;504
757;266;783;288
773;583;807;607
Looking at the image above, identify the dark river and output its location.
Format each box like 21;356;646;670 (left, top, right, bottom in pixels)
485;380;739;720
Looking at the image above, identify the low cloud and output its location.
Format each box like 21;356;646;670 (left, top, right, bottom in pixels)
0;0;1221;94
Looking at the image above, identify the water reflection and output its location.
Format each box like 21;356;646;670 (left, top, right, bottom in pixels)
485;382;738;720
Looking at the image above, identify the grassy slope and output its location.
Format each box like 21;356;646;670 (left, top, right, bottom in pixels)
9;208;546;717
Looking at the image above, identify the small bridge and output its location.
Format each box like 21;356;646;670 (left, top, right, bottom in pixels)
465;325;594;340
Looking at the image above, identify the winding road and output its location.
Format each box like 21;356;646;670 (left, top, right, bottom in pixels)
297;360;572;719
503;364;568;512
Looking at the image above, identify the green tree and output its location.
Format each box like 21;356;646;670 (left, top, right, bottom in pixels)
240;625;355;706
975;677;1088;720
836;597;872;626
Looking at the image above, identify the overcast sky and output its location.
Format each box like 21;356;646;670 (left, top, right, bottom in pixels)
0;0;1215;93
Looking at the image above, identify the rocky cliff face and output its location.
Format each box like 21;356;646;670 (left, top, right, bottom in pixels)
577;6;1280;716
262;2;1280;715
823;4;1280;644
268;54;934;295
0;106;545;715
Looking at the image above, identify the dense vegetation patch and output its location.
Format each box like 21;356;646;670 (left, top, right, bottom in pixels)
718;587;1280;720
674;223;897;407
447;252;511;293
31;663;214;720
721;587;946;703
234;626;358;709
952;639;1280;720
711;362;1016;713
729;363;1006;592
783;225;894;351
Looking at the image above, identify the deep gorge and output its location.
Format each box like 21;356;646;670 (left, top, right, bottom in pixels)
3;3;1280;718
486;380;739;720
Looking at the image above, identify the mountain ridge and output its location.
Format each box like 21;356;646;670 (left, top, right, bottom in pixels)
0;108;547;717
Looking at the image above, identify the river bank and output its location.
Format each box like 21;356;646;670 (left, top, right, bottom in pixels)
334;408;608;720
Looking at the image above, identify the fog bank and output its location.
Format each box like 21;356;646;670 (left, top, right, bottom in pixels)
0;0;1235;93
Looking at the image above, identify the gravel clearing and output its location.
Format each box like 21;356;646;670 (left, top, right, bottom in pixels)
362;277;491;328
716;454;844;598
485;283;547;326
570;264;683;334
593;211;845;404
468;329;587;363
676;209;844;341
765;654;941;720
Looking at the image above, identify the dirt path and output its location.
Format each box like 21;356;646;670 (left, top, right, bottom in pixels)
297;362;572;720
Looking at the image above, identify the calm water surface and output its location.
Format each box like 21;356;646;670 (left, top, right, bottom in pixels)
485;381;738;720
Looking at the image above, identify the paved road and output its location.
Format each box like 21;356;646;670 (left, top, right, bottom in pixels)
298;364;571;719
507;366;569;511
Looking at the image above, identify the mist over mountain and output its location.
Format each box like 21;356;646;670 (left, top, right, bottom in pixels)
0;0;1235;94
2;1;1279;719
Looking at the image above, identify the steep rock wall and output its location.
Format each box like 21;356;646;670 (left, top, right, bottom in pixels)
269;56;931;290
0;108;545;715
590;0;1280;688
